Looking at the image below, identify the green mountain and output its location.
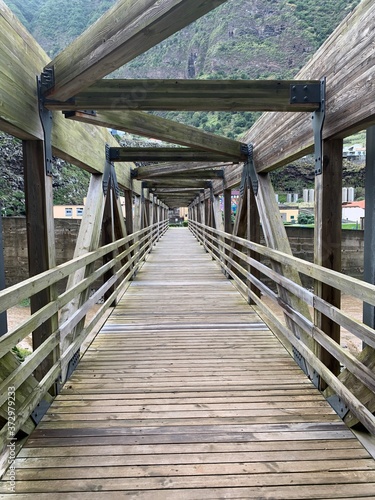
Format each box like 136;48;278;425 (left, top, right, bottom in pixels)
1;0;364;214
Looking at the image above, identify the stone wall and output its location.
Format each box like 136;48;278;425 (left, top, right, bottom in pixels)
1;218;365;289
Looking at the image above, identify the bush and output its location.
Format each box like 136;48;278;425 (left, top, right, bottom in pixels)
298;213;315;225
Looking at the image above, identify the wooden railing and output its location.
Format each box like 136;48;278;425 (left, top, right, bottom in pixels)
0;220;168;472
189;220;375;436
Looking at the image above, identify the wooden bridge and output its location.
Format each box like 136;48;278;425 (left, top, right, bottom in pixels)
1;0;375;497
1;228;375;498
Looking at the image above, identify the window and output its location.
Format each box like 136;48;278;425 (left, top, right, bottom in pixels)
76;207;84;217
65;208;73;217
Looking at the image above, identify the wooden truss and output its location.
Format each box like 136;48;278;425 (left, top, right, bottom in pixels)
0;0;375;458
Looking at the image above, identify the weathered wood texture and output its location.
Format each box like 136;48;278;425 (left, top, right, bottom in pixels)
314;139;343;383
44;0;228;101
48;79;321;112
2;229;374;497
110;147;243;162
0;1;139;193
65;110;245;159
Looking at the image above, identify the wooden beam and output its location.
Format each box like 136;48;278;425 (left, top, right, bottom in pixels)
137;170;224;182
134;162;231;179
23;140;59;385
44;0;229;101
314;139;343;386
144;179;211;189
59;174;106;381
110;147;244;163
64;110;245;159
255;173;315;368
48;79;321;112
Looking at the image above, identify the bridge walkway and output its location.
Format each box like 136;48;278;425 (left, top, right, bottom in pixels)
2;229;375;498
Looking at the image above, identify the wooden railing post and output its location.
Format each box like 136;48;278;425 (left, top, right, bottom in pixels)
314;138;343;384
23;140;59;385
364;126;375;331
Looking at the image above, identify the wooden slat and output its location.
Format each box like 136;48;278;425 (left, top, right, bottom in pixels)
44;0;229;101
2;229;373;496
47;79;321;112
65;110;245;159
110;147;243;162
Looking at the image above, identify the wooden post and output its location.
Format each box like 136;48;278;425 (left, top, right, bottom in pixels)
314;139;343;383
23;140;58;384
102;182;116;301
0;208;7;337
249;183;261;302
133;195;141;232
223;189;232;234
364;126;375;330
124;189;134;236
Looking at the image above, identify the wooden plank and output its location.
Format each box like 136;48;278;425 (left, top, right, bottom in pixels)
110;147;243;162
44;0;229;101
65;110;245;159
48;79;321;112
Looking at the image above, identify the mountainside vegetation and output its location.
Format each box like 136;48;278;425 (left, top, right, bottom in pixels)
1;0;364;213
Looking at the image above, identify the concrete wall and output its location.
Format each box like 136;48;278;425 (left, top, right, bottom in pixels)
2;217;81;288
1;218;365;288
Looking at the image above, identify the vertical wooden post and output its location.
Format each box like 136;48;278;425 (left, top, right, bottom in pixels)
124;189;134;236
223;188;232;234
249;184;261;302
0;205;8;337
0;208;7;337
314;139;343;382
363;126;375;331
213;195;224;231
102;182;116;301
133;195;141;232
23;140;58;384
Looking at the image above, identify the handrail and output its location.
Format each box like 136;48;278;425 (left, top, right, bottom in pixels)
189;219;375;436
0;220;168;470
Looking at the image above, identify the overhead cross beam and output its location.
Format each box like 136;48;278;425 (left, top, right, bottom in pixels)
42;0;228;101
109;147;245;162
47;79;322;112
135;170;224;182
133;162;231;179
64;110;245;160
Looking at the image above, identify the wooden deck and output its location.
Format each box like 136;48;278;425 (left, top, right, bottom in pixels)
2;228;375;498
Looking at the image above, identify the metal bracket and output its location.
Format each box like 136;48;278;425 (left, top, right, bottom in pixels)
292;345;309;375
240;144;258;196
37;72;54;176
103;144;120;197
30;398;51;425
312;78;326;175
63;110;97;119
40;67;55;94
66;349;80;381
108;147;120;161
327;394;350;419
290;82;321;104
